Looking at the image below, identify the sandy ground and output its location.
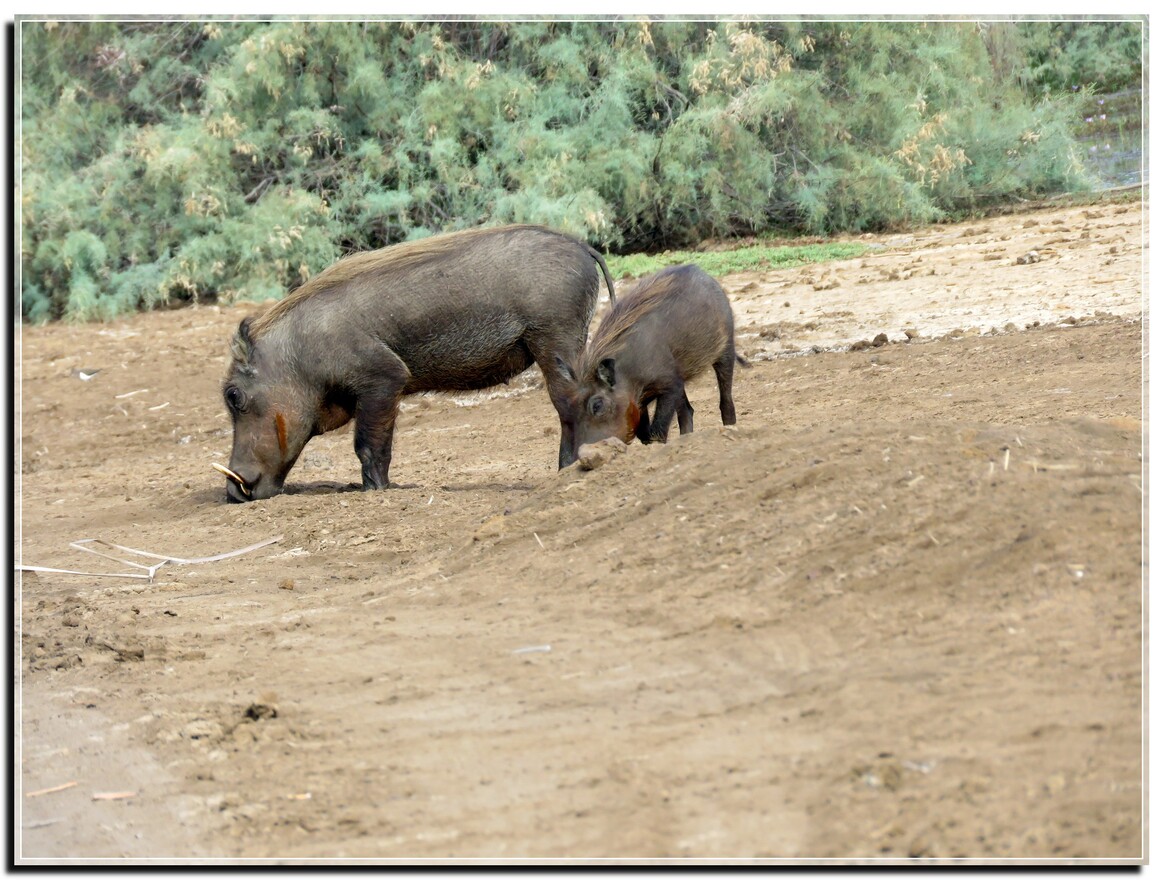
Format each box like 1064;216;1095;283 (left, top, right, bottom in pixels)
14;199;1146;864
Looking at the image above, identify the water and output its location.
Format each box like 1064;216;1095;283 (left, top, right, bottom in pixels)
1075;88;1145;189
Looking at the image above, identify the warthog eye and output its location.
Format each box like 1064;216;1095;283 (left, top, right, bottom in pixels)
587;396;606;417
225;385;248;414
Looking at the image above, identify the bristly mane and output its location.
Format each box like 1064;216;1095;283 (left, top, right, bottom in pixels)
246;224;550;338
580;267;687;376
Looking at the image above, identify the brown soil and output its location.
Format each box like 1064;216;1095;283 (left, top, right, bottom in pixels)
15;200;1146;864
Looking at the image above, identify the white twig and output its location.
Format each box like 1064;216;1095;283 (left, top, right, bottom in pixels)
66;541;166;576
70;535;283;565
18;536;284;584
25;781;78;798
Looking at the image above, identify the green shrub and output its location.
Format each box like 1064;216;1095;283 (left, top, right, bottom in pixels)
18;18;1139;321
1018;20;1144;93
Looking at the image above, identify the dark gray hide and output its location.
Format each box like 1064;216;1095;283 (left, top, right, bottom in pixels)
222;224;615;501
555;264;740;465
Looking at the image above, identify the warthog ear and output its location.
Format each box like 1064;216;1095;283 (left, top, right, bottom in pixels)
230;317;255;367
554;356;577;383
597;358;616;389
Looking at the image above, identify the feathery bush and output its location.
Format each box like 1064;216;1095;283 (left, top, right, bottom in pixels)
19;18;1141;321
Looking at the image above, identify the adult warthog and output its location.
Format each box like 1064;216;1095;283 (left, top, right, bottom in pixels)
220;225;615;502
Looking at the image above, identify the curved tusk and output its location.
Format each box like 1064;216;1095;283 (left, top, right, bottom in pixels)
211;462;251;496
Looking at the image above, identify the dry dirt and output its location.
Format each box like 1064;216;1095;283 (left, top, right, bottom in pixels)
14;199;1147;864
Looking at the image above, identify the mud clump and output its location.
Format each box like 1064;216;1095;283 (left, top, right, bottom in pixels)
575;437;629;471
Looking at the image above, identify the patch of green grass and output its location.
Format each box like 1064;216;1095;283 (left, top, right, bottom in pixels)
605;241;869;281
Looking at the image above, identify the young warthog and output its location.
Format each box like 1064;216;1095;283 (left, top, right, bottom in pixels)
221;225;615;502
555;264;742;465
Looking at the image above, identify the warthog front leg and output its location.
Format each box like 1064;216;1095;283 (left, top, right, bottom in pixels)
648;383;689;442
354;393;401;490
634;399;652;444
350;347;411;490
